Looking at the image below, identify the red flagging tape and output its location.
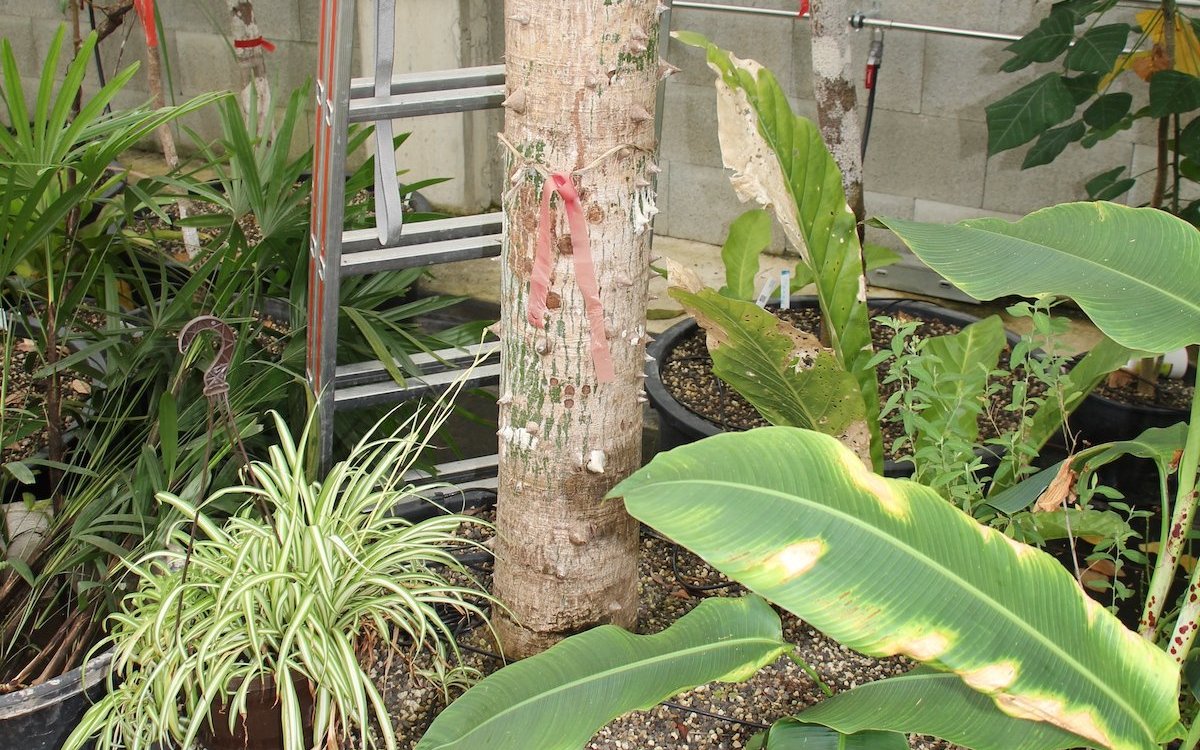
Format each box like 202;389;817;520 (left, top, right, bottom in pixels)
234;36;277;52
134;0;157;48
528;173;615;383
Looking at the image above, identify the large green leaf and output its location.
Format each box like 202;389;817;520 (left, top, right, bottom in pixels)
415;596;789;750
751;718;907;749
1001;9;1077;73
612;428;1180;750
1023;120;1086;169
676;33;882;468
795;668;1092;750
671;288;869;456
720;208;774;301
1065;24;1132;74
1148;70;1200;117
986;73;1078;154
878;203;1200;354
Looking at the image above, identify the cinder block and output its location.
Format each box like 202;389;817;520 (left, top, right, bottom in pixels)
0;14;36;72
863;190;915;252
913;198;1021;223
864;190;916;221
863;108;989;207
0;0;59;21
174;31;240;95
394;110;469;208
666;0;798;94
663;160;787;251
250;1;303;44
659;83;722;168
981;136;1134;214
273;40;320;100
879;0;1009;33
920;34;1040;122
653;159;672;238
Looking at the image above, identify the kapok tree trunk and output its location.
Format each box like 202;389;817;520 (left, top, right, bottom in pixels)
810;0;865;229
493;0;665;659
228;0;272;131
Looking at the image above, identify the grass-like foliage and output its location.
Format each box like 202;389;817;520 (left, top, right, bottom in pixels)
64;405;495;750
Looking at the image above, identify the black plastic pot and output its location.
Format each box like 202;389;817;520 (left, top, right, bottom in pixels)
1069;387;1191;446
0;649;112;750
645;297;1015;477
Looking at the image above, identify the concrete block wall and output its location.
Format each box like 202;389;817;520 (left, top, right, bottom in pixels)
0;1;1162;246
657;0;1160;255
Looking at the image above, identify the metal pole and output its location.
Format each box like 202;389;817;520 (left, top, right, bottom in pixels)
849;15;1021;43
670;1;806;19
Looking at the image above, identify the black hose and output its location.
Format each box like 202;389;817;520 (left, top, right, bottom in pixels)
86;3;112;116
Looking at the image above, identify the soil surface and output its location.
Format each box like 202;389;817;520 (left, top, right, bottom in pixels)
371;510;963;750
659;307;1040;461
1093;373;1193;412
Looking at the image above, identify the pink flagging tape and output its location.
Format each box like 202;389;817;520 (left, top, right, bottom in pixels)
527;173;615;383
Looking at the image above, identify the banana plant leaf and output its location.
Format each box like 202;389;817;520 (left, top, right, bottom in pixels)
720;208;774;301
415;595;790;750
676;32;882;468
670;288;869;459
793;668;1092;750
611;428;1180;750
749;718;907;749
877;203;1200;354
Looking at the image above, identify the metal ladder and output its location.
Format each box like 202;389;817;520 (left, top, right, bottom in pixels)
308;0;504;480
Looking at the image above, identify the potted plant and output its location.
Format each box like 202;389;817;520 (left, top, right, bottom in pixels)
985;0;1198;441
648;36;1133;510
62;396;496;750
403;172;1200;750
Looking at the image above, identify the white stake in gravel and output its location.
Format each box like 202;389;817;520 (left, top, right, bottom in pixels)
755;276;780;308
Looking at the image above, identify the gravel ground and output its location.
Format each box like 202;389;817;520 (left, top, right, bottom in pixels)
372;515;964;750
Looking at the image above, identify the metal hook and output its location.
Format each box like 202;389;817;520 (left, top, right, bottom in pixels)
179;315;237;397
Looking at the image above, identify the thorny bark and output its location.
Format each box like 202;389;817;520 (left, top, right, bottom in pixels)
228;0;272;133
492;0;664;658
809;0;866;235
90;1;137;45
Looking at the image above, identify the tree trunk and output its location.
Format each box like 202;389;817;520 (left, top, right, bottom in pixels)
228;0;272;132
492;0;664;659
810;0;865;229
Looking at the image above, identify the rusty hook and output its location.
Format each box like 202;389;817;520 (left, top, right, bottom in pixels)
179;315;237;397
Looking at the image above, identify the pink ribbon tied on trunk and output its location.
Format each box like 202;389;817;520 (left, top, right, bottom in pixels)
527;173;615;383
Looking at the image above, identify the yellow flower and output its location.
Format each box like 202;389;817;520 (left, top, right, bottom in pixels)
1102;8;1200;87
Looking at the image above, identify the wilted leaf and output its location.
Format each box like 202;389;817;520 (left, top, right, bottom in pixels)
1035;459;1079;512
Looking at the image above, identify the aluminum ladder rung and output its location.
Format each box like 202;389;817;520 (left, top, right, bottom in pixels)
348;64;505;99
348;85;504;122
340;234;502;276
335;341;501;389
404;453;499;486
334;362;502;411
341;212;503;254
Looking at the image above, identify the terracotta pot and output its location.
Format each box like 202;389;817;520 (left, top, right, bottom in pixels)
200;673;315;750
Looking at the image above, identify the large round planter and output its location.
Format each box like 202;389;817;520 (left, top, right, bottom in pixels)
0;649;112;750
1069;386;1191;445
645;297;1014;477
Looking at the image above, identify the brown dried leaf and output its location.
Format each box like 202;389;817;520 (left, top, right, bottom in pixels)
69;379;91;395
1035;460;1078;513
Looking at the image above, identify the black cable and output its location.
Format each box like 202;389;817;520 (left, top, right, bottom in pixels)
670;543;740;594
86;2;112;116
861;82;878;159
660;700;771;731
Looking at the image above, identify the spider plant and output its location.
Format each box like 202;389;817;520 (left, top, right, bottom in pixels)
64;397;496;750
